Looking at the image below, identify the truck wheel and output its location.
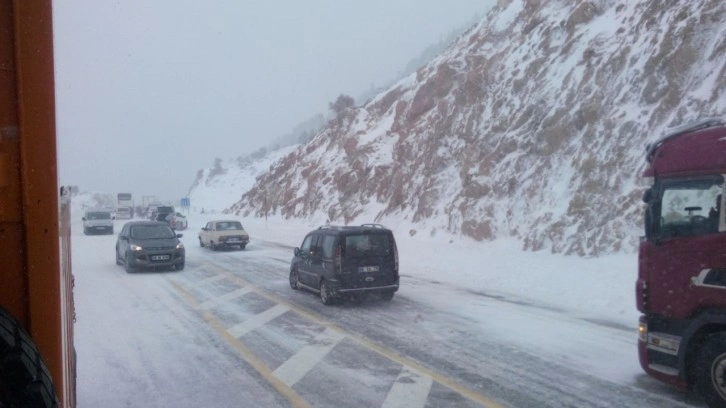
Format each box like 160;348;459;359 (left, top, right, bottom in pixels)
0;307;59;408
695;332;726;407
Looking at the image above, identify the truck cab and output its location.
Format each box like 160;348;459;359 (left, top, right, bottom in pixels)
638;118;726;407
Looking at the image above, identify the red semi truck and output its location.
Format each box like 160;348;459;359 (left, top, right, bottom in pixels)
638;118;726;407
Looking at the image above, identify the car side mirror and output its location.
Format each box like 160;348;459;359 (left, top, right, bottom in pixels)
176;234;183;238
201;227;207;231
294;247;300;256
112;216;116;220
121;236;128;241
82;217;86;221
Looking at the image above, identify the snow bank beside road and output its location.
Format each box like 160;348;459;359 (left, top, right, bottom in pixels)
206;214;640;329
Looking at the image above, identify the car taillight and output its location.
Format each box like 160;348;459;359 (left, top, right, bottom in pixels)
335;244;342;274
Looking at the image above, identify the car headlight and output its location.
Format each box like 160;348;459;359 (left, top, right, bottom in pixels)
130;244;143;251
176;242;184;249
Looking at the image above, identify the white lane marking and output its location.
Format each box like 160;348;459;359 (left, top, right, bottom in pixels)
198;274;227;285
227;303;290;338
272;328;346;387
381;367;434;408
197;287;252;310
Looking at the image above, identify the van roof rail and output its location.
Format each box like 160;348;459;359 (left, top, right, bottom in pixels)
318;225;342;230
646;117;725;163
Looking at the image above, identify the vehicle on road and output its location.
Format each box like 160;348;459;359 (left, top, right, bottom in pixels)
289;224;399;305
82;210;114;235
638;118;726;408
171;212;188;230
116;221;185;272
199;220;250;250
116;206;132;219
0;3;76;405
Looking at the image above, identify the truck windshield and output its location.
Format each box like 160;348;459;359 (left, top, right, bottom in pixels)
654;176;724;239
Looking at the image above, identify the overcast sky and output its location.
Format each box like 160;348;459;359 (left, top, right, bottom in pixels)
53;0;493;204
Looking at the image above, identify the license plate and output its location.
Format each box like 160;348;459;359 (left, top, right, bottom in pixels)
358;266;379;273
151;255;170;261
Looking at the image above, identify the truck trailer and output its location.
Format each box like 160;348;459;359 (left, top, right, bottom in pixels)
0;1;76;406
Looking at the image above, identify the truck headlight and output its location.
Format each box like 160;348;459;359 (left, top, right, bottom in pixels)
638;322;647;342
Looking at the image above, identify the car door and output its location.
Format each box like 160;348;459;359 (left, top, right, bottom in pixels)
296;234;315;287
201;222;213;245
309;235;325;290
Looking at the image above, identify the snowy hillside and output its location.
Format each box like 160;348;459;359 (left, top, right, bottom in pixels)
203;0;726;256
187;145;298;213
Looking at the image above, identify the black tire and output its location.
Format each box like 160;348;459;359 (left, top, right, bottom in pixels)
198;237;204;248
694;332;726;407
83;227;88;235
115;248;122;265
0;307;60;408
320;280;337;306
176;261;185;271
240;244;246;250
210;241;217;251
289;268;300;290
124;252;135;273
380;291;395;301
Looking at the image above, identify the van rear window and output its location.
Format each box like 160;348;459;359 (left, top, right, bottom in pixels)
343;234;391;257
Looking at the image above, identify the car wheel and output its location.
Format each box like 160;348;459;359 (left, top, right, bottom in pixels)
289;267;300;290
199;237;204;247
211;241;217;251
320;280;337;306
115;247;122;265
83;227;88;235
124;252;135;273
0;307;59;408
380;291;395;301
695;332;726;407
239;244;246;250
176;261;185;271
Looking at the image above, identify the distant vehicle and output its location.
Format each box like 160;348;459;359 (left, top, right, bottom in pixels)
171;212;188;230
151;205;175;222
117;193;134;217
82;210;114;235
116;206;132;219
115;221;185;272
289;224;399;305
198;220;250;250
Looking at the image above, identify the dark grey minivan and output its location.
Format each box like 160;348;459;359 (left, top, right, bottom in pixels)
289;224;399;305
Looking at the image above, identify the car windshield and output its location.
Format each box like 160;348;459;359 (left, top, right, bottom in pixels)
86;212;111;220
130;225;175;239
216;221;243;230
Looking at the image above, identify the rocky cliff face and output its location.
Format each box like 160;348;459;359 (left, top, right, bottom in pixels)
225;0;726;256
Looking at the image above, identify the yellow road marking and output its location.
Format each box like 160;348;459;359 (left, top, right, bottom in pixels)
197;261;505;408
167;279;311;408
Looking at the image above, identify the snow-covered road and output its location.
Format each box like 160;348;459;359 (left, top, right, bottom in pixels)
73;218;705;407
